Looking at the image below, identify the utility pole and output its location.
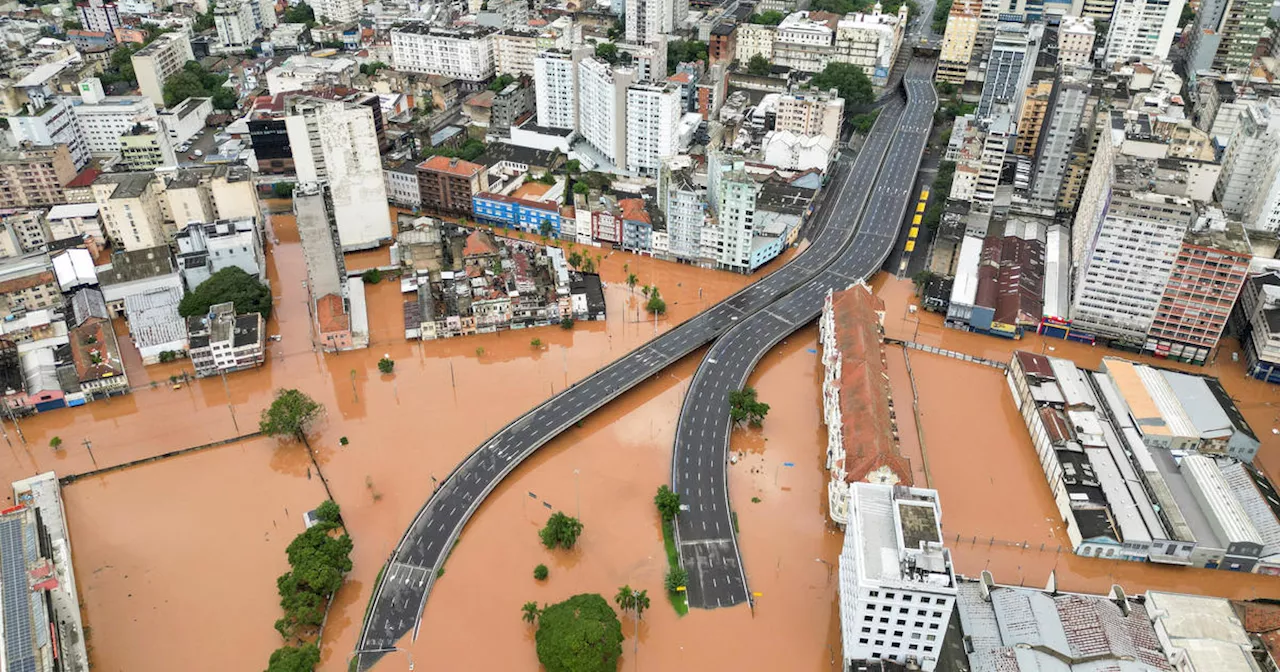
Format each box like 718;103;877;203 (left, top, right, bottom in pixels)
82;438;97;469
220;370;239;433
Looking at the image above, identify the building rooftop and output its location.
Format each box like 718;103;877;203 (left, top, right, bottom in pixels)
97;246;176;286
1146;592;1256;672
123;287;186;350
94;171;155;200
68;317;125;382
418;155;484;178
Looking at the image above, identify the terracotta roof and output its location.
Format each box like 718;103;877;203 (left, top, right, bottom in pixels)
69;317;125;382
418;155;484;178
0;271;54;296
1235;601;1280;633
462;230;498;257
668;72;693;84
829;285;912;486
65;168;102;189
619;198;651;225
316;293;349;335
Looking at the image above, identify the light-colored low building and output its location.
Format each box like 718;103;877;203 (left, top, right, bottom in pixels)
1146;591;1258;672
46;203;105;244
123;286;187;364
186;301;265;377
174;217;265;290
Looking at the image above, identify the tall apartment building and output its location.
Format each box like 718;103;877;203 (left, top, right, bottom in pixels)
214;0;258;53
285;96;392;251
534;49;584;130
578;57;636;169
92;172;169;250
1187;0;1270;76
659;160;706;264
70;81;158;157
119;123;177;170
7;98;90;170
417;156;487;216
1014;80;1053;156
1027;73;1089;211
626;0;687;42
974;113;1014;205
132;33;195;108
313;0;361;23
976;23;1041;120
708;158;759;272
1104;0;1185;63
625;84;681;176
774;11;838;73
187;301;266;377
838;483;956;672
1082;0;1118;19
735;22;777;62
1145;210;1251;364
937;0;980;83
1216;99;1280;226
494;29;540;76
391;25;495;81
77;0;121;35
776;90;845;140
0;145;78;209
1071;192;1197;347
1058;15;1096;68
834;6;906;85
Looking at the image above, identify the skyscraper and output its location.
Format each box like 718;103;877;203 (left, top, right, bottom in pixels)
976;23;1042;120
1027;72;1090;211
1187;0;1270;76
625;83;682;176
1103;0;1185;63
577;57;636;168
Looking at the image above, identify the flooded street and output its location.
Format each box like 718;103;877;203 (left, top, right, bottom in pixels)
22;200;1280;672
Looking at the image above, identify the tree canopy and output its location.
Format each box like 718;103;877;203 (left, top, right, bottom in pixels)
747;9;785;23
729;386;770;428
810;63;875;107
283;1;316;26
163;61;236;109
178;266;272;319
259;389;324;443
265;644;320;672
595;42;619;64
667;40;708;75
534;594;624;672
539;511;584;550
747;54;772;76
427;138;487;162
655;485;680;522
489;73;516;91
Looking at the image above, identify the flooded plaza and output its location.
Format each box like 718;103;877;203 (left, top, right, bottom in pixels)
20;206;1280;671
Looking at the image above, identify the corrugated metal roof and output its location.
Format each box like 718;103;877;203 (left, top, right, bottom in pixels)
1136;366;1199;442
1180;454;1262;546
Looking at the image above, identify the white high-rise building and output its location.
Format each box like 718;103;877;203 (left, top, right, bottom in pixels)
7;97;90;170
132;32;195;109
707;157;759;272
838;483;957;672
1027;73;1089;210
1217;99;1280;228
626;0;686;43
1071;191;1196;346
77;0;121;34
659;160;706;264
625;83;681;176
578;57;635;168
70;84;158;156
1058;15;1096;68
214;0;257;53
313;0;360;23
285;96;393;251
977;23;1041;120
1103;0;1184;63
533;49;584;130
390;25;495;81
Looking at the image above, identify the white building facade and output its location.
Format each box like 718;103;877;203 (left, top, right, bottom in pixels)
534;50;580;130
390;25;496;81
625;84;681;176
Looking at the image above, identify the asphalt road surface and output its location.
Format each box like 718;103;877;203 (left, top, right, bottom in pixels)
671;59;939;610
353;87;909;670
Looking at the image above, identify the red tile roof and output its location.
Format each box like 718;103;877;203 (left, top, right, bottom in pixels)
619;198;651;225
829;285;912;486
418;155;483;178
668;72;693;84
65;168;101;189
462;230;498;257
1235;601;1280;633
316;293;349;335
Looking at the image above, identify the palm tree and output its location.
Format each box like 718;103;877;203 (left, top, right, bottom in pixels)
641;285;651;298
632;589;650;664
626;273;638;294
521;601;540;624
614;585;635;616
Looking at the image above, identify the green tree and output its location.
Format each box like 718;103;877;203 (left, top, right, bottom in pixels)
49;436;62;449
645;291;666;315
283;1;316;25
614;585;635;618
178;266;272;319
572;181;589;195
535;594;624;672
595;42;619;64
211;87;239;110
531;338;543;349
747;9;785;23
810;62;875;107
265;643;320;672
195;1;216;31
664;567;688;594
360;61;388;76
489;73;515;91
363;268;383;284
565;159;581;173
259;389;324;443
315;499;341;525
581;256;596;273
912;269;939;291
849;110;879;134
626;273;638;293
272;182;296;198
377;357;394;374
747;54;772;75
522;600;541;623
666;40;708;74
539;511;584;550
162;71;207;107
539;220;554;238
560;317;574;329
534;564;549;580
568;251;583;268
728;386;770;428
654;485;680;522
62;19;81;30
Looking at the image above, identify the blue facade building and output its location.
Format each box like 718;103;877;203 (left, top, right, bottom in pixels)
472;193;561;236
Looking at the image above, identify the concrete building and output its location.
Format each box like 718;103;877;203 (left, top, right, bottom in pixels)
285;95;392;251
7;97;90;170
46;203;104;243
708;159;757;273
187;301;265;377
69;88;158;157
214;0;257;53
390;25;495;81
0;255;59;318
937;0;980;83
838;483;956;671
313;0;360;23
491;80;534;137
132;33;195;108
1058;15;1096;68
69;315;128;397
0;145;78;209
833;5;906;85
92;172;168;250
818;283;911;526
383;162;421;209
158;96;212;147
77;0;121;35
1145;210;1251;365
175;217;265;290
736;22;776;62
1028;73;1089;211
293;184;357;351
1104;0;1185;63
774;11;838;73
625;83;681;176
533;49;584;131
1147;592;1259;669
123;286;187;364
1186;0;1270;76
1071;192;1196;348
493;29;540;77
578;57;635;169
1234;271;1280;383
977;23;1041;120
417;156;487;216
265;55;356;96
1015;80;1053;157
658;160;706;264
775;90;844;141
1215;99;1280;228
118;123;177;170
